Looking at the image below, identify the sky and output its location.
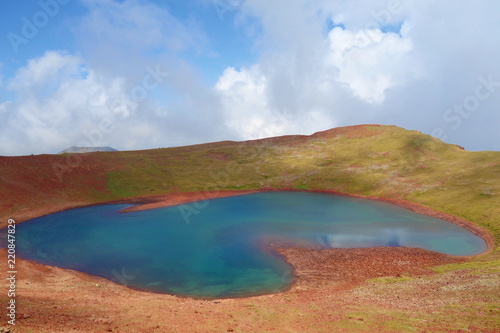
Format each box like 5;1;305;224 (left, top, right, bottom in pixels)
0;0;499;156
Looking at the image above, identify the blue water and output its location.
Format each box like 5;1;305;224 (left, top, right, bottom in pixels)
1;192;487;298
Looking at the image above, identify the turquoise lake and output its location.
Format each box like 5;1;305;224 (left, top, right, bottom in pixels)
3;192;487;298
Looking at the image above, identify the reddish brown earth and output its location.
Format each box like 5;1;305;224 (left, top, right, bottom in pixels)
273;247;466;300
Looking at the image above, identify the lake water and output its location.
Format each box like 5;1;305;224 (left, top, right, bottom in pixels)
2;192;487;298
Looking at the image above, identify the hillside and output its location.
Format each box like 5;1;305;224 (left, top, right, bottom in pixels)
1;124;499;332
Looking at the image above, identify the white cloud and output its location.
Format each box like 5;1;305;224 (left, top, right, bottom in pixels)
0;51;137;155
216;65;337;140
8;51;81;90
326;26;415;103
216;66;281;139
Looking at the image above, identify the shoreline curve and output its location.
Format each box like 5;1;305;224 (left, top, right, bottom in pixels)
0;188;495;304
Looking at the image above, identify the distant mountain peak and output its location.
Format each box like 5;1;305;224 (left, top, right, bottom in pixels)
59;146;118;154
